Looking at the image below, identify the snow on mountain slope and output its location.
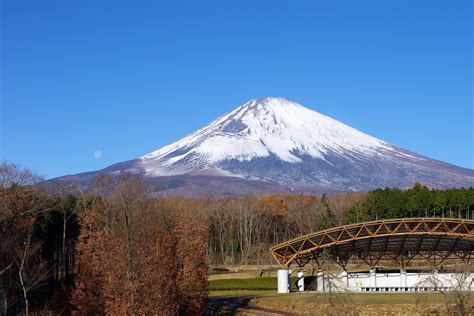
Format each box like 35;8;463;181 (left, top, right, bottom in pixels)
140;97;410;177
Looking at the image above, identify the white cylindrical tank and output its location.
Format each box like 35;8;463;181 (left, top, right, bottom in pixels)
316;270;324;292
297;270;304;292
277;269;290;293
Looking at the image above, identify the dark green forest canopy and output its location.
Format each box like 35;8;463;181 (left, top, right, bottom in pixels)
348;183;474;222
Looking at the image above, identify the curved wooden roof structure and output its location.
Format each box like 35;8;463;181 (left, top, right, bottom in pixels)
271;218;474;268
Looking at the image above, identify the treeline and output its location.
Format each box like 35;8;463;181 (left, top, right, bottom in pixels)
204;183;473;265
349;182;474;222
206;193;364;265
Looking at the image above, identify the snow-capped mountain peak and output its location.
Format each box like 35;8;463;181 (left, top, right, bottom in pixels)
140;97;392;176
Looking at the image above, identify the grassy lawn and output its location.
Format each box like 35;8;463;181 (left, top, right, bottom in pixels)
209;277;278;291
208;277;446;305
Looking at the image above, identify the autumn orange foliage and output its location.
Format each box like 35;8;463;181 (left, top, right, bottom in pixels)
72;178;208;315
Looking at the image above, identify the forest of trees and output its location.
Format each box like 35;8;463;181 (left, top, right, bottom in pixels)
1;161;473;314
349;183;474;222
0;163;208;315
205;192;365;265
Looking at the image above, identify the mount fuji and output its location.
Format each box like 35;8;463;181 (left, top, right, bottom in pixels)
54;97;474;195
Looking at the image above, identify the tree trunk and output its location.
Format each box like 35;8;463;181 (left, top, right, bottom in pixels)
19;269;28;316
62;214;67;282
18;254;29;316
18;231;31;316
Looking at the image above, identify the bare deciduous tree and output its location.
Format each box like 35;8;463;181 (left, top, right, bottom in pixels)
417;268;473;315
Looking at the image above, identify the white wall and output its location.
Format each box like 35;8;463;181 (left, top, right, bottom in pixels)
314;270;473;292
375;272;402;288
347;272;370;288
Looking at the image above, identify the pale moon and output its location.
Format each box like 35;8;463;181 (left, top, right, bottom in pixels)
94;150;103;159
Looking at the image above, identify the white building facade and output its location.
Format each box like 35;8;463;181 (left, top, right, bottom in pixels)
277;269;474;293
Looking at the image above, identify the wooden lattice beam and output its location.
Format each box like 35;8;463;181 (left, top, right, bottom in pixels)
270;218;474;268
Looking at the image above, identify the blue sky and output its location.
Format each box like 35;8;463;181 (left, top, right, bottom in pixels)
1;0;472;179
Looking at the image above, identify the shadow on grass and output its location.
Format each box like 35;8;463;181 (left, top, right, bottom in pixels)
206;294;299;316
205;295;254;315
